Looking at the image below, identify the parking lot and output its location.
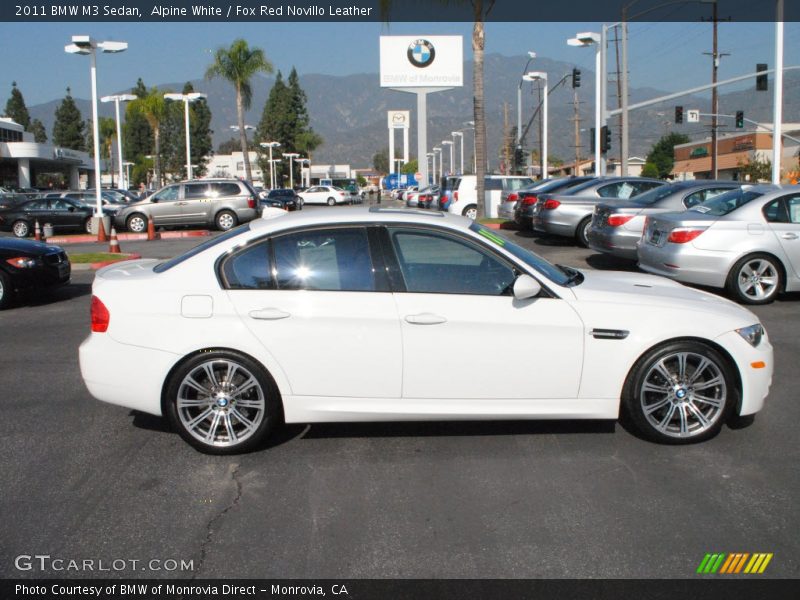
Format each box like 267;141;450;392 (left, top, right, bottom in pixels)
1;201;798;580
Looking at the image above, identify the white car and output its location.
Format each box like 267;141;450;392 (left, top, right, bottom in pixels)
297;185;348;206
80;207;773;454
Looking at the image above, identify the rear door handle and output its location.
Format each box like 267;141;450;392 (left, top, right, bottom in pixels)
404;313;447;325
249;308;290;320
780;232;798;240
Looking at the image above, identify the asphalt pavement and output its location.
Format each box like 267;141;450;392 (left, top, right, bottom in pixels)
1;201;798;580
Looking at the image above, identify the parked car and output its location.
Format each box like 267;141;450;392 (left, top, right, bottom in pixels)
532;177;665;246
43;190;130;215
448;175;535;219
80;206;772;454
0;192;29;212
0;237;70;309
114;179;259;233
437;176;461;211
511;176;596;228
416;186;441;209
587;180;743;260
638;185;799;304
261;188;302;211
407;185;439;208
0;197;113;237
298;185;349;206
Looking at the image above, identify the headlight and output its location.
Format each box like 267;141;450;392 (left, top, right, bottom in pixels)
736;324;764;347
6;256;42;269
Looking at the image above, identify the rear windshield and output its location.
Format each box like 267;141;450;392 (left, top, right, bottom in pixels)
153;225;251;273
689;189;764;216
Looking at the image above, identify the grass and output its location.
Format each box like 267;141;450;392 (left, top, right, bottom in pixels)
67;252;136;264
478;218;512;224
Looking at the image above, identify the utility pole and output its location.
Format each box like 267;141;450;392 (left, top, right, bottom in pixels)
572;88;582;173
611;27;623;169
503;102;511;175
704;2;729;179
537;82;543;178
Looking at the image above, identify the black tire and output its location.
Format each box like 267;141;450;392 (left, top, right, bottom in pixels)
622;340;736;444
12;220;30;238
327;197;336;206
0;271;13;310
725;253;783;305
164;350;280;455
215;210;238;231
462;205;478;220
126;213;148;234
576;217;592;248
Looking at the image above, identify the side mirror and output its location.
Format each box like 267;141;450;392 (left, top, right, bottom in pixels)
150;197;159;203
68;206;75;212
513;274;542;300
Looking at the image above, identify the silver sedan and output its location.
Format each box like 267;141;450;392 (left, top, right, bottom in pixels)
637;185;800;304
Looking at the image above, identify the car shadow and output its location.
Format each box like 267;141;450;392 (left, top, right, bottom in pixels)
13;281;92;307
584;253;640;272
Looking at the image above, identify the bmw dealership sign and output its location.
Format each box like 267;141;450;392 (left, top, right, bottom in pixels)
380;36;463;88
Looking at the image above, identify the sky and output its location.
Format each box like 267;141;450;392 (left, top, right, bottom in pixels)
1;20;798;106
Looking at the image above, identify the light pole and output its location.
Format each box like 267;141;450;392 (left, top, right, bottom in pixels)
463;121;477;173
283;152;299;188
259;142;281;189
65;35;128;238
294;158;310;188
567;32;602;176
517;51;537;146
451;132;464;175
164;92;207;180
426;152;434;185
433;147;442;182
100;93;135;189
123;161;134;189
524;72;548;179
773;0;784;184
442;140;454;176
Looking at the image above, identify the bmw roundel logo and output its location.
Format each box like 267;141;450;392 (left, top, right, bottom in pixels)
407;39;435;68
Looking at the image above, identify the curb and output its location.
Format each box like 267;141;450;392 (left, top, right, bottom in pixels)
45;230;212;245
70;254;143;271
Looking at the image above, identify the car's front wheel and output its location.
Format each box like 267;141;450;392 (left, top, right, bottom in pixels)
0;271;12;309
327;197;336;206
462;205;478;220
12;220;30;238
623;341;736;444
84;218;93;234
126;214;148;233
726;253;783;305
165;351;279;454
215;210;238;231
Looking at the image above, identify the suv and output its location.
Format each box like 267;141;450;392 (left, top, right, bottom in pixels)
447;175;534;219
115;179;259;233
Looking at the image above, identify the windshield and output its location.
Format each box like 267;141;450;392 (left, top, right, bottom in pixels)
469;223;574;287
631;183;686;206
689;189;764;216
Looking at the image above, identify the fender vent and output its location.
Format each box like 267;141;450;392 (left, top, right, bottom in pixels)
590;329;629;340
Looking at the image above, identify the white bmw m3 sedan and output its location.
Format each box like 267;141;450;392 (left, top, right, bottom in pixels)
79;207;773;453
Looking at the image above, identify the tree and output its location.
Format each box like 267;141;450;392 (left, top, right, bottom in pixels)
645;133;689;179
737;155;772;183
184;82;213;178
127;88;169;187
29;118;47;143
52;88;86;151
373;149;389;174
217;138;242;154
206;39;273;183
4;82;31;129
401;159;419;175
98;117;117;186
123;79;154;162
641;162;660;178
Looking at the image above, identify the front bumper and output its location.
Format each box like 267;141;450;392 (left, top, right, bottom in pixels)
715;329;773;416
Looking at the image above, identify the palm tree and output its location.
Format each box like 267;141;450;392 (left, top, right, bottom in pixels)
206;39;273;183
380;0;495;217
128;88;168;187
98;117;117;187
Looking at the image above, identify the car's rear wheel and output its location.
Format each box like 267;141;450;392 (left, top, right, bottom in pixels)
327;197;336;206
165;351;279;454
0;271;12;309
623;341;736;444
12;220;30;238
126;214;148;233
84;218;93;234
726;253;782;305
215;210;238;231
576;216;592;248
462;205;478;220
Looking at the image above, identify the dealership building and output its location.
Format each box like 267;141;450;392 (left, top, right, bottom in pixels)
0;117;94;189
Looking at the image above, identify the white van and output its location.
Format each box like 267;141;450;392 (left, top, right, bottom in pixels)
447;175;534;219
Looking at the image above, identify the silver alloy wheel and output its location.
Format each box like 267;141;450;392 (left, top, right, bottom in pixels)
464;206;478;220
217;212;235;230
127;215;147;233
177;359;266;448
12;221;29;237
737;258;779;301
639;351;727;439
84;218;93;233
327;197;335;206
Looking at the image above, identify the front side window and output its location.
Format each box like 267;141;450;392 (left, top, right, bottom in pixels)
388;227;515;296
153;185;180;202
274;227;374;292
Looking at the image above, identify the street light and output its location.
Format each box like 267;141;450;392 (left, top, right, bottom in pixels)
100;93;135;189
164;92;207;180
282;152;299;188
433;147;442;182
524;72;548;179
441;140;454;176
517;51;536;146
259;142;281;189
294;157;310;188
426;152;434;185
451;132;464;175
65;35;128;238
122;161;134;189
463;121;477;174
567;32;602;176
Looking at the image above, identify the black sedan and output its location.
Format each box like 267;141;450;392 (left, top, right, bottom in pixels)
260;189;302;211
0;237;70;309
0;198;109;238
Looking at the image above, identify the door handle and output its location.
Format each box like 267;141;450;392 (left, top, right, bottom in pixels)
780;232;798;240
404;313;447;325
176;201;188;206
249;308;290;320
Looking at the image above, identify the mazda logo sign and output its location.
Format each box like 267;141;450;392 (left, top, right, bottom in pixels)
407;39;435;68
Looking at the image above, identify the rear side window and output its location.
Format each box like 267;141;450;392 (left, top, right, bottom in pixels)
691;189;764;216
209;183;242;197
184;183;209;199
597;182;636;199
504;178;534;191
485;179;503;191
683;187;735;209
222;241;272;289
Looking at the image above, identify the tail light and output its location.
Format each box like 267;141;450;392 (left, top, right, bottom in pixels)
521;194;538;206
507;193;518;202
667;227;706;244
454;191;459;201
91;296;110;333
543;199;561;210
247;196;256;209
607;215;634;227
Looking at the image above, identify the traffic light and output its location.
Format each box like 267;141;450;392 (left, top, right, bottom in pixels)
675;106;684;124
735;111;744;128
572;68;581;88
513;147;525;171
756;63;768;91
601;125;612;153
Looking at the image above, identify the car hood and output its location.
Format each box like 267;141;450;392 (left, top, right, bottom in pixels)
0;238;63;256
571;269;754;321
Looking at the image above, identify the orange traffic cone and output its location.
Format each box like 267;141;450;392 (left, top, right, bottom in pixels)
34;220;41;241
146;217;159;241
108;227;121;254
96;218;108;242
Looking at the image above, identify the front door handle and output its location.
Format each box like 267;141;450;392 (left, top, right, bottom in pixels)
249;308;290;320
780;232;798;240
176;201;188;206
405;313;447;325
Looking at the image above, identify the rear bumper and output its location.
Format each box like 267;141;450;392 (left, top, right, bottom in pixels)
637;241;732;288
586;228;639;260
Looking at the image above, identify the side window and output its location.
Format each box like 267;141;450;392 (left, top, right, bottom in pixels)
484;178;503;191
763;199;789;223
273;228;374;292
787;196;800;224
387;228;515;296
597;182;632;198
631;181;662;196
184;183;208;199
154;185;180;202
683;190;706;209
221;241;272;290
51;199;71;211
209;183;241;197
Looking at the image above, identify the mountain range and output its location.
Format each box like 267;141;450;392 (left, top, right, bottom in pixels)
26;53;800;169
